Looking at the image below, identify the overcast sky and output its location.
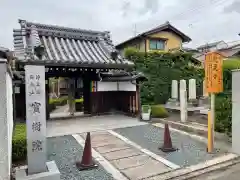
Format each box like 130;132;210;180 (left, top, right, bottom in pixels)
1;0;240;49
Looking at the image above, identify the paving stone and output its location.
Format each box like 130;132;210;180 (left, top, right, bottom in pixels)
102;148;142;161
95;143;131;154
122;159;171;180
110;154;151;170
92;138;125;148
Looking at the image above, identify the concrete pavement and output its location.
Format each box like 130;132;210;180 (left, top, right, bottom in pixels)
47;115;147;137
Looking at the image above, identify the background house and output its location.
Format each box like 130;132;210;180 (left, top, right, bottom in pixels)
116;21;191;56
192;41;240;66
196;40;228;53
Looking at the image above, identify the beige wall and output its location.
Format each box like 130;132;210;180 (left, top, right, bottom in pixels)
147;31;182;52
118;39;146;56
117;30;184;54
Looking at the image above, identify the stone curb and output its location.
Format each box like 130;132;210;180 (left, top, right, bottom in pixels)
144;153;240;180
151;118;231;143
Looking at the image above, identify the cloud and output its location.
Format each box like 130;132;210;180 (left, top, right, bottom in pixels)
224;0;240;14
141;0;160;14
0;0;240;49
121;1;131;17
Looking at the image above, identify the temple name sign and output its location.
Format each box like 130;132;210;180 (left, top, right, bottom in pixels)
25;65;47;174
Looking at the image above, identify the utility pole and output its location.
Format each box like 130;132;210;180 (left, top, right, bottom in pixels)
133;24;137;36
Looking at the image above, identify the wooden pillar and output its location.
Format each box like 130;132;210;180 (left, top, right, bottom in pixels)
15;83;26;121
45;79;50;120
67;78;76;115
136;84;141;119
83;77;91;114
133;93;136;116
136;88;139;116
129;94;132;115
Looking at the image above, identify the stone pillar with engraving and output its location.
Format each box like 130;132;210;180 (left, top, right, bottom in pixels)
166;80;179;106
25;65;47;174
16;65;60;180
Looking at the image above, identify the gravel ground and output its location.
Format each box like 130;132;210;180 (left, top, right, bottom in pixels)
114;124;226;167
47;135;115;180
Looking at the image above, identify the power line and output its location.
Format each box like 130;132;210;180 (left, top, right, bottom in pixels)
169;0;227;23
133;24;137;36
131;0;228;40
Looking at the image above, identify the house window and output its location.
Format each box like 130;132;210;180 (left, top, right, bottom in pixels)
149;39;165;50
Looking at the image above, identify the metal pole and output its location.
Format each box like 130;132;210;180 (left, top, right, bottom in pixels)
211;93;215;148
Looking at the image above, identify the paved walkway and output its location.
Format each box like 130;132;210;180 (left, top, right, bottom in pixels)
76;131;173;180
47;115;147;137
51;104;69;114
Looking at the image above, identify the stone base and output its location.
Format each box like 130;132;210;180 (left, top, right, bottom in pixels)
188;99;199;107
15;161;60;180
199;96;210;108
166;98;179;107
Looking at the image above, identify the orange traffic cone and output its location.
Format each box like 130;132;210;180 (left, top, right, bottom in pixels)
76;132;98;170
159;123;178;152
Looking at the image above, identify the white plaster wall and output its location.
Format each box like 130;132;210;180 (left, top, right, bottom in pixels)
232;70;240;155
97;81;136;91
6;72;13;175
97;81;118;91
118;81;136;91
0;63;12;180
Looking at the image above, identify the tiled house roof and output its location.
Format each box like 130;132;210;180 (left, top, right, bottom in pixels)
13;19;133;68
116;21;191;49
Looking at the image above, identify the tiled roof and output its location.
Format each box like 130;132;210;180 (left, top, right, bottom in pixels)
196;41;226;50
13;19;133;68
116;21;191;48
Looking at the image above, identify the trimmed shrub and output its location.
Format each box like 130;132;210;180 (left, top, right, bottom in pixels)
151;105;169;118
222;59;240;92
75;98;84;103
49;96;68;106
215;95;232;135
12;123;27;162
75;98;84;111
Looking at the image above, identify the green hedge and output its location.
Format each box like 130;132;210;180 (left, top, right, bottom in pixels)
214;59;240;136
49;96;68;106
222;59;240;92
151;105;169;118
215;94;232;135
12;123;27;162
125;49;204;104
75;98;84;103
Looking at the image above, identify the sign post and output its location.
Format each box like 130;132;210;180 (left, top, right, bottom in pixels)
205;52;223;153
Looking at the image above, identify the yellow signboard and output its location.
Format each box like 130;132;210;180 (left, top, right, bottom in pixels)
205;52;223;93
